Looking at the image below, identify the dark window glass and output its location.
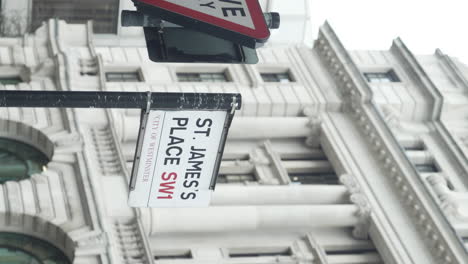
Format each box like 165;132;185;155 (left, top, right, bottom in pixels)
229;248;292;258
0;138;49;183
283;148;338;185
415;164;439;173
261;72;293;83
289;173;339;185
155;251;192;260
0;77;22;85
0;232;70;264
403;143;426;151
105;72;141;82
364;70;400;83
326;248;377;255
177;72;228;82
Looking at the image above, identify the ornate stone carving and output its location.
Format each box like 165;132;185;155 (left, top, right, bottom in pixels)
351;193;372;240
339;174;360;194
303;115;322;148
426;174;468;222
90;127;124;176
316;24;461;263
79;57;98;76
53;132;83;150
113;220;150;263
340;174;371;240
75;231;108;257
76;232;107;248
381;105;401;129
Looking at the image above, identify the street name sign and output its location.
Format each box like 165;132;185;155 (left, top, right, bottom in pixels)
0;90;241;207
133;0;271;48
128;109;230;207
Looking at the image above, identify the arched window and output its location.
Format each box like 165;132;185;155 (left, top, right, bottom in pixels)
0;138;50;183
0;232;70;263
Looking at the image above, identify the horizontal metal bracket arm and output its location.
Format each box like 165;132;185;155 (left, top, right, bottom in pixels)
0;90;242;111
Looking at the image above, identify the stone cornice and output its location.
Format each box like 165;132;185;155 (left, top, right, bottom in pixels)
435;49;468;91
393;41;468;186
315;22;467;263
433;49;468;173
314;23;372;104
391;38;443;120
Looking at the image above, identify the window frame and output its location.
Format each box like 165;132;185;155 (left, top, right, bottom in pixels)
227;247;294;258
257;66;296;84
104;66;144;83
415;163;440;173
0;76;22;85
0;66;28;85
176;71;230;83
154;250;193;260
217;159;257;184
260;72;294;83
105;71;143;82
363;69;400;83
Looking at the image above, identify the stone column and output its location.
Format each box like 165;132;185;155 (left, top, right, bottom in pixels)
118;116;312;142
228;117;311;139
117;113;141;142
141;205;360;235
327;253;382;264
211;185;349;205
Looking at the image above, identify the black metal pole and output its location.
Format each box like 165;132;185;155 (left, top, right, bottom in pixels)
0;90;242;110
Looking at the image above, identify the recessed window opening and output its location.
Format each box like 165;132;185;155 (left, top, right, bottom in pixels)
402;141;426;151
0;138;50;183
280;150;327;161
282;147;338;185
261;72;293;83
221;154;250;162
289;173;339;185
415;163;440;173
155;250;192;260
105;72;141;82
229;247;292;258
326;248;377;255
177;72;229;82
0;76;22;85
363;70;400;83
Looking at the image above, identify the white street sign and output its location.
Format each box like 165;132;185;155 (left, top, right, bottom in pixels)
128;110;228;207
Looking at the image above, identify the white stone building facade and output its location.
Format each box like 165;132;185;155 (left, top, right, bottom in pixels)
0;7;468;264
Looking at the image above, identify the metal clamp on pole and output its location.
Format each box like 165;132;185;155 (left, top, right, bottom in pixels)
263;12;281;29
230;95;238;115
145;91;152;113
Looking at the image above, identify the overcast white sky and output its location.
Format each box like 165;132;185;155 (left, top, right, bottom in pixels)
309;0;468;65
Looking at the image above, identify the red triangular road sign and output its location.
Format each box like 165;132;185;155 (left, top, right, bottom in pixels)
135;0;270;42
